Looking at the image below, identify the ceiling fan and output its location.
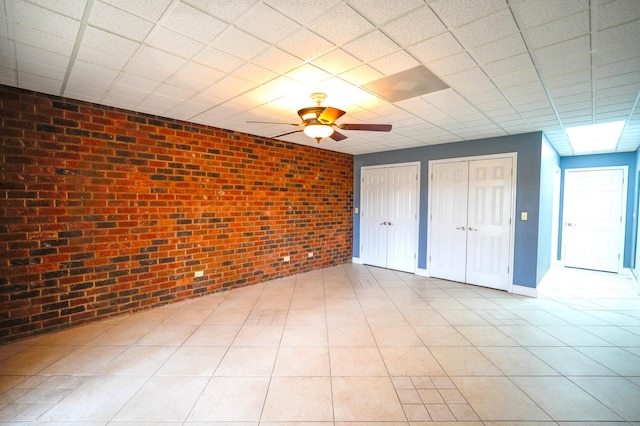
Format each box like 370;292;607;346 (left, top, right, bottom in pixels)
248;92;392;142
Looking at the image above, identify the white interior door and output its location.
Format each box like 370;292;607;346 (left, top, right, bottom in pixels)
387;166;418;272
563;168;625;273
466;158;513;290
360;168;388;268
429;162;468;283
360;164;418;272
429;156;514;290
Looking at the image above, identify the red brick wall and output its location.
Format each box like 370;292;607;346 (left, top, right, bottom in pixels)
0;85;353;342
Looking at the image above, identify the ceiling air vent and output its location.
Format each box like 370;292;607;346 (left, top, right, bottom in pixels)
363;65;449;102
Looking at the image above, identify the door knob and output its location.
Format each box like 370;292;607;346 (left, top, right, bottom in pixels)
468;227;478;231
380;221;388;225
388;222;393;226
456;226;465;230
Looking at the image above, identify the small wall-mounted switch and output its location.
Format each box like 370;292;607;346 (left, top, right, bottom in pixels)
308;252;313;258
283;256;290;262
354;207;359;214
195;271;204;277
521;212;528;221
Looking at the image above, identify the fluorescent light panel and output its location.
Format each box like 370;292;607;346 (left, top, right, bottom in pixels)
566;121;625;154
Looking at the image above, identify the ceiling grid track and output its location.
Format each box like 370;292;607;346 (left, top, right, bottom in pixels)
59;0;95;97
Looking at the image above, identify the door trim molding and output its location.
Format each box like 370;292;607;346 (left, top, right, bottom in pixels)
427;153;518;292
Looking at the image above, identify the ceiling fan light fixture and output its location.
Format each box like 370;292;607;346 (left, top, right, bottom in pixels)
304;124;334;140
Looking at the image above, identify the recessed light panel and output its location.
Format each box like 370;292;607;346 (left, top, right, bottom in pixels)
363;65;450;102
566;121;625;154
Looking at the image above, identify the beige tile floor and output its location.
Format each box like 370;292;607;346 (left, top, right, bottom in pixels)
1;264;640;425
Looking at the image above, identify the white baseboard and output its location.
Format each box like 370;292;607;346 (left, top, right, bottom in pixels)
512;284;537;298
352;257;363;264
416;268;428;277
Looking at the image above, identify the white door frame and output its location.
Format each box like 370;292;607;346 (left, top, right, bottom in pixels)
561;166;628;274
358;161;420;273
427;153;517;292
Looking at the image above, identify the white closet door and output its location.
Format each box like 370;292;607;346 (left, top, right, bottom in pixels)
387;165;418;272
429;157;514;290
360;165;418;273
429;162;469;283
466;158;513;290
360;168;388;268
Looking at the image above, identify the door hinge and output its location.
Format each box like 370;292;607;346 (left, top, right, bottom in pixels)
414;253;416;259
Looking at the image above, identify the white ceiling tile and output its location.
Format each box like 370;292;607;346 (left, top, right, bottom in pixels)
408;32;464;65
135;46;187;73
454;9;519;49
598;19;640;48
470;33;528;65
252;47;301;74
595;40;640;66
309;3;374;45
183;0;258;23
89;1;154;42
17;70;62;94
163;2;227;44
526;10;590;50
343;30;399;63
349;0;423;25
68;60;119;90
152;82;196;100
339;64;384;85
598;0;640;30
115;72;161;92
83;26;139;57
101;0;172;21
193;46;244;73
26;0;88;20
174;61;223;85
502;81;546;99
17;55;65;81
165;72;217;93
369;51;419;76
14;25;75;55
16;42;68;69
235;3;301;44
213;27;270;61
278;28;335;61
430;0;507;28
482;53;535;78
442;67;489;88
146;27;205;59
13;0;80;39
77;44;129;70
285;64;331;84
511;0;588;29
63;83;105;102
492;68;540;89
537;54;591;79
596;71;640;89
596;57;640;79
312;49;362;76
429;52;477;77
233;62;279;85
203;75;256;100
264;0;340;25
546;70;591;89
533;35;590;65
383;5;447;46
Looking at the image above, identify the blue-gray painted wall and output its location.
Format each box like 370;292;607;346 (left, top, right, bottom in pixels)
354;132;545;288
537;135;561;283
559;152;637;268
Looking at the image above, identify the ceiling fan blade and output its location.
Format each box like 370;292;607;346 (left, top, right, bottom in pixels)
338;123;392;132
318;107;346;124
247;120;299;126
330;131;348;141
273;129;303;138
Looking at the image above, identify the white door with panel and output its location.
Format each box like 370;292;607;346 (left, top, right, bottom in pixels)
360;165;418;273
429;157;514;290
562;167;625;273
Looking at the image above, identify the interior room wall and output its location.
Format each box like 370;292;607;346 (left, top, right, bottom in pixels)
353;132;545;289
0;85;354;342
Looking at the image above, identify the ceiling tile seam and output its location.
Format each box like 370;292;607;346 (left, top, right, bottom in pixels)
616;91;640;153
346;0;425;28
590;0;598;124
3;0;17;84
507;0;570;153
59;0;95;96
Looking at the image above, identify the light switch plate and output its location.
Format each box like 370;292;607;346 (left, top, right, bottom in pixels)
521;212;528;221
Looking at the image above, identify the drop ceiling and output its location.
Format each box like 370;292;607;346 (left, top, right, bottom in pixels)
1;0;639;156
